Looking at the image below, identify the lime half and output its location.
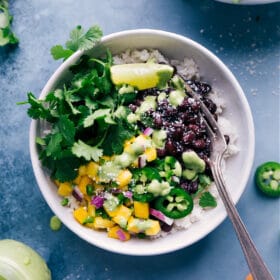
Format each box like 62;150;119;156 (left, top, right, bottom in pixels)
110;63;174;90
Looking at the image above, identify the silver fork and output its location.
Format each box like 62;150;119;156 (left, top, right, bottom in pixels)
184;83;274;280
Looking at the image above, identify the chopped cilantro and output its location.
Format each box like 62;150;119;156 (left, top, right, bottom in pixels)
199;192;217;208
19;26;138;182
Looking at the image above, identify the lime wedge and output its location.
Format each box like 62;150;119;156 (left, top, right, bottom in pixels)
110;63;174;90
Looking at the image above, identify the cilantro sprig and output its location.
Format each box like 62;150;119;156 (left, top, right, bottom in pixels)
0;0;19;46
199;192;217;208
51;25;103;61
19;26;136;182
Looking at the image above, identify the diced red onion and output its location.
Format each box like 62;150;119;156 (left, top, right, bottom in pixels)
149;208;174;226
123;191;133;199
143;127;154;136
138;155;147;168
91;195;104;209
72;187;84;202
116;229;127;241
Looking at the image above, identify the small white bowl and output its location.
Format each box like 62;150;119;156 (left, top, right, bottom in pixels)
30;29;255;256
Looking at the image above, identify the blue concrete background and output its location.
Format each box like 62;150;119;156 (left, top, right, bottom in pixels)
0;0;279;279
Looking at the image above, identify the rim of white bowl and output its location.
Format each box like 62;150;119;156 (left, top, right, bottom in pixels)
29;29;255;255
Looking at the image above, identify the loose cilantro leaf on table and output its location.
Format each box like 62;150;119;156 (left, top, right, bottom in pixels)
51;25;103;61
199;192;217;208
0;0;18;46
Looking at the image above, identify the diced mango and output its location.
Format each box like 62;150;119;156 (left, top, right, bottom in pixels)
112;205;133;227
57;182;73;196
93;217;115;229
93;182;105;191
116;169;132;189
134;201;149;219
73;207;88;224
105;205;121;218
78;165;88;176
127;217;140;234
73;175;81;185
144;147;157;162
127;217;160;236
108;226;130;241
78;176;92;195
145;220;160;236
86;162;99;180
87;204;96;217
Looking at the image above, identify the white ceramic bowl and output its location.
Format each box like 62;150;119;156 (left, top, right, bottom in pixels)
29;29;255;256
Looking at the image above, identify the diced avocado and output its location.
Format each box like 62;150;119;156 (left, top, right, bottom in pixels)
182;151;206;173
127;112;140;123
103;194;119;212
136;95;157;115
98;161;122;182
182;169;197;180
173;161;182;177
118;84;135;94
147;179;171;196
152;129;167;148
114;152;135;168
114;105;128;119
157;92;167;102
168;89;186;107
130;142;146;156
171;75;185;90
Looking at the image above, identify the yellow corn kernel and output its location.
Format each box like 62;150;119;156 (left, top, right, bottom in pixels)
134;201;149;219
131;158;139;168
93;217;115;229
116;169;132;189
87;204;96;217
78;165;88;176
86;162;99;180
144;147;157;162
108;226;130;241
73;175;81;185
73;207;88;224
112;205;133;227
145;220;160;236
78;176;92;195
127;217;140;234
57;182;73;196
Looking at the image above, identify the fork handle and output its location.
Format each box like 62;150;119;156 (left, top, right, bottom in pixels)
211;161;274;280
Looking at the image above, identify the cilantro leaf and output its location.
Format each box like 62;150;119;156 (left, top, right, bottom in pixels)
51;25;102;61
46;133;63;158
101;120;135;155
72;140;103;161
199;192;217;208
50;45;73;60
0;1;19;46
83;108;115;128
55;115;75;145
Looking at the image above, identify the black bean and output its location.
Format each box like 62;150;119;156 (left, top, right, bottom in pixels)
181;180;198;194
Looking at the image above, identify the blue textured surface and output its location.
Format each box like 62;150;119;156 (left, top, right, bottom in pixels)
0;0;279;279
